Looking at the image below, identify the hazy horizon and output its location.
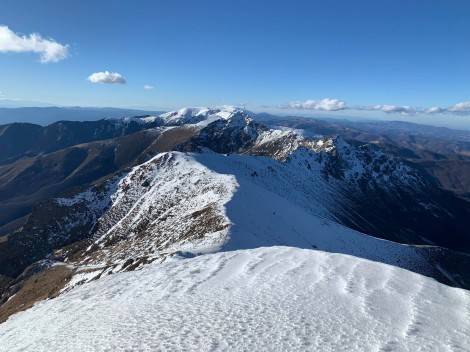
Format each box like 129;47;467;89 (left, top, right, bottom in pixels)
0;103;469;131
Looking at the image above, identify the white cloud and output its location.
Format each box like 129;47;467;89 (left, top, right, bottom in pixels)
0;91;5;100
426;106;445;114
280;98;347;111
87;71;126;84
143;85;154;90
354;104;416;114
276;98;470;116
0;25;68;63
448;101;470;114
374;105;415;114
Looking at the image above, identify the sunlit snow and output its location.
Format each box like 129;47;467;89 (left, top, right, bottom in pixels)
0;247;468;351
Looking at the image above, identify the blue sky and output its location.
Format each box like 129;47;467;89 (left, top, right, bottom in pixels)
1;1;470;128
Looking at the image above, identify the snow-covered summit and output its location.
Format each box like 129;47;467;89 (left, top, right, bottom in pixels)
157;106;252;127
158;107;218;125
99;106;252;131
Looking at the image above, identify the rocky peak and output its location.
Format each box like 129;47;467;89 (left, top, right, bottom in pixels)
181;109;267;153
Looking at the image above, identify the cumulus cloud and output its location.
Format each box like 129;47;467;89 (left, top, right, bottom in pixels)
353;104;417;114
426;106;445;114
87;71;126;84
448;101;470;114
143;85;154;90
280;98;347;111
374;105;415;114
0;91;5;100
0;25;69;63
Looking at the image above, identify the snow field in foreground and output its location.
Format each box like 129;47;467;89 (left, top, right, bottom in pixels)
0;247;468;352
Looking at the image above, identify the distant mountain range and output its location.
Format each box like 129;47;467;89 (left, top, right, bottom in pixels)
0;106;165;126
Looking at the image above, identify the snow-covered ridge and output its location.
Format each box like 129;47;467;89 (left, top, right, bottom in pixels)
158;107;219;125
250;129;335;160
79;152;237;266
5;106;460;297
31;108;444;280
163;107;422;191
41;107;441;277
103;106;253;129
1;247;468;352
45;148;444;292
158;106;254;127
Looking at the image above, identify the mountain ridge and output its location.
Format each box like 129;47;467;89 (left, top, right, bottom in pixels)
1;106;469;323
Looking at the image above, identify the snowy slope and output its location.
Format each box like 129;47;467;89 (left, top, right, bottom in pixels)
195;152;432;271
4;106;465;298
103;107;230;128
153;106;251;127
0;247;468;352
44;149;446;290
80;152;237;265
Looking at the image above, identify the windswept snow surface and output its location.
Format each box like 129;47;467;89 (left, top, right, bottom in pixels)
0;247;468;352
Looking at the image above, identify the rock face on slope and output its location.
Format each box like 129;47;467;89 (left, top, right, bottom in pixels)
1;106;469;322
266;116;470;200
181;110;267;153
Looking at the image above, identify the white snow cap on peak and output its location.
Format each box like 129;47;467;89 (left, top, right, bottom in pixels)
157;106;253;126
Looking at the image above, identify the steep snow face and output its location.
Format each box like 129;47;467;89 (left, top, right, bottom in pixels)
250;129;423;188
52;150;442;286
193;152;440;277
79;152;237;266
1;247;468;352
250;129;334;160
158;107;218;125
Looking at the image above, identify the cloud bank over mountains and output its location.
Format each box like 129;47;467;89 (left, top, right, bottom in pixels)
280;98;470;115
0;25;69;63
